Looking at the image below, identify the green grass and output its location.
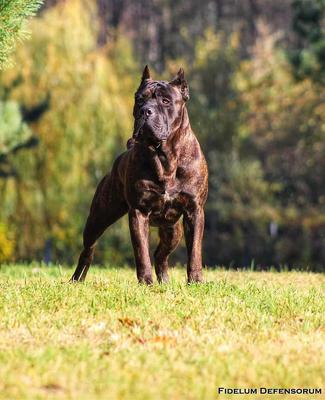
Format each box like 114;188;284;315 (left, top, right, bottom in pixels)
0;264;324;400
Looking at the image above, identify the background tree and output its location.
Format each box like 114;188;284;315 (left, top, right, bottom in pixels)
236;25;325;269
289;0;325;82
41;0;294;72
0;0;137;263
0;0;324;270
0;0;43;260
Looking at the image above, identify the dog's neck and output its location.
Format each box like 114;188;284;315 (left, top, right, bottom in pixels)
148;106;191;187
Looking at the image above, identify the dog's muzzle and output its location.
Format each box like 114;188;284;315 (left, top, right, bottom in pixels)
134;116;169;144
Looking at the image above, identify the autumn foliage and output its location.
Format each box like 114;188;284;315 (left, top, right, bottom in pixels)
0;0;324;270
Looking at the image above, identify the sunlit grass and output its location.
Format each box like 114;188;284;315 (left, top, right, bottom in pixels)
0;264;324;399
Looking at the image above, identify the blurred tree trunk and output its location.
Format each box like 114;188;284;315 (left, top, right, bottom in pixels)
40;0;294;70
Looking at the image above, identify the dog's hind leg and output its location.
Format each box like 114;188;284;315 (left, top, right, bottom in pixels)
70;174;127;282
154;221;183;283
70;217;109;282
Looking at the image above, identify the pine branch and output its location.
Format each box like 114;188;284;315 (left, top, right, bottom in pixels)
0;0;43;69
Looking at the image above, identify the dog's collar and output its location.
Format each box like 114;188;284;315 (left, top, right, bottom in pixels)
135;138;163;151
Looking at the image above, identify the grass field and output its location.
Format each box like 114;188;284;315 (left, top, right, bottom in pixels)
0;264;324;400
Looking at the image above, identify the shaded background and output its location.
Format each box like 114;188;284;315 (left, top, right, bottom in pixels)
0;0;324;270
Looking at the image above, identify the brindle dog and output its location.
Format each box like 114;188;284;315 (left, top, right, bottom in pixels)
70;66;208;284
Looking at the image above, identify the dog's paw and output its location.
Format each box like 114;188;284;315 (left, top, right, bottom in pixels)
187;271;203;284
138;274;154;285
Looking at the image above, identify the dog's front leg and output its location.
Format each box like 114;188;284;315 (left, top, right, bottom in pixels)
183;206;205;283
129;209;153;284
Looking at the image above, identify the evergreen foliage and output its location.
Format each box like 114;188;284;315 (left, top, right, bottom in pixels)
290;0;325;82
0;0;43;68
0;99;34;178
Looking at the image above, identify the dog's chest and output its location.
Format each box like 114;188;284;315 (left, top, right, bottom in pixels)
135;180;185;224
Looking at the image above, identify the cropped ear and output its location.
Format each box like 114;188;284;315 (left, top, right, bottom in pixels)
140;65;151;85
169;68;189;101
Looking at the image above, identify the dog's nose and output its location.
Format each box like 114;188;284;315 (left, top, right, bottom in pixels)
141;107;153;118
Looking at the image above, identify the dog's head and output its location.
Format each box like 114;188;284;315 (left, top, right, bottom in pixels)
133;66;189;145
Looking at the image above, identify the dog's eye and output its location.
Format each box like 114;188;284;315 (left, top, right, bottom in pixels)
162;98;170;105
